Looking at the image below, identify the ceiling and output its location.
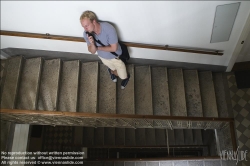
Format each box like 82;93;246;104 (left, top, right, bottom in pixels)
1;1;250;70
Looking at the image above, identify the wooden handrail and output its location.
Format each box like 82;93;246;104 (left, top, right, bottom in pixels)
0;109;234;122
1;30;223;55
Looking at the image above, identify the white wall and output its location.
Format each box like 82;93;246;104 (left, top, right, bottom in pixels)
1;1;250;66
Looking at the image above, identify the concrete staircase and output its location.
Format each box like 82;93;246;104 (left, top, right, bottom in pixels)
0;56;234;158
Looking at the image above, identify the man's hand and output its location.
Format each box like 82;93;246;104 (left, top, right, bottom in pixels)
87;34;95;45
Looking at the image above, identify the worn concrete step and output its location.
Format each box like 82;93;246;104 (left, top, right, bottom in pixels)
168;69;187;116
202;129;217;156
193;129;203;145
125;162;135;166
79;62;98;113
104;127;115;146
125;128;136;146
217;126;233;152
155;129;166;145
174;129;184;145
199;71;218;117
183;70;203;117
204;161;221;166
145;128;156;146
135;66;153;115
95;128;104;146
151;67;170;115
16;57;42;110
82;127;94;146
1;56;23;109
0;59;7;88
222;73;234;118
115;162;124;166
98;64;116;114
135;128;146;146
117;64;135;114
37;59;61;111
213;73;229;118
167;129;175;145
136;162;146;166
184;129;194;145
58;60;80;112
115;128;125;145
147;162;158;166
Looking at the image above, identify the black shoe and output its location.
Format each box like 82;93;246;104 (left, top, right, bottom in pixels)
107;68;117;82
121;74;130;89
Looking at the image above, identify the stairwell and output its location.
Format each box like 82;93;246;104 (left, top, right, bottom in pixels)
0;55;237;165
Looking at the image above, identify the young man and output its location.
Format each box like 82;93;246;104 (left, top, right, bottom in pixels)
80;10;130;89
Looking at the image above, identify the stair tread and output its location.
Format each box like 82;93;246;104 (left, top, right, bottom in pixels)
38;59;60;111
82;127;94;146
125;128;136;146
135;66;153;115
199;71;218;117
1;56;22;109
58;60;80;112
79;62;98;113
184;129;193;145
135;128;146;146
145;128;156;146
95;128;104;146
152;67;170;115
183;70;203;117
17;57;42;110
98;64;116;114
104;127;115;145
168;69;187;116
213;73;228;118
117;64;135;114
174;129;185;145
155;129;166;145
115;128;125;145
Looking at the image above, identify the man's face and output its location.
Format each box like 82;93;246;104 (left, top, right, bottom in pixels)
81;18;95;32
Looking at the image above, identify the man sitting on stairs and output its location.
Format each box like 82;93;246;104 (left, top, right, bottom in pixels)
80;10;130;89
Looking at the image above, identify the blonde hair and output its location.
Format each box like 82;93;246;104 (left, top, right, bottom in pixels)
80;10;98;22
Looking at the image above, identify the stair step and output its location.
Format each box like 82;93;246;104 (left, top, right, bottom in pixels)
58;60;80;112
172;161;188;166
0;59;7;87
104;127;115;145
95;128;104;146
125;162;135;166
168;69;187;116
115;128;125;145
82;127;94;146
204;161;221;166
222;73;234;118
213;73;228;118
117;64;135;114
38;59;61;111
160;161;173;166
16;57;42;110
79;62;98;113
135;66;153;115
155;129;166;145
174;129;184;145
167;129;175;145
1;56;23;109
147;162;158;166
135;128;146;146
188;161;203;166
136;162;146;166
199;72;218;117
183;70;203;117
115;162;124;166
145;128;156;145
98;64;116;113
105;162;114;166
184;129;193;145
193;129;203;145
151;67;170;115
125;128;136;146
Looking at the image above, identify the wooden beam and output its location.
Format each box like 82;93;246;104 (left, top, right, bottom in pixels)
1;30;223;55
0;109;234;122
